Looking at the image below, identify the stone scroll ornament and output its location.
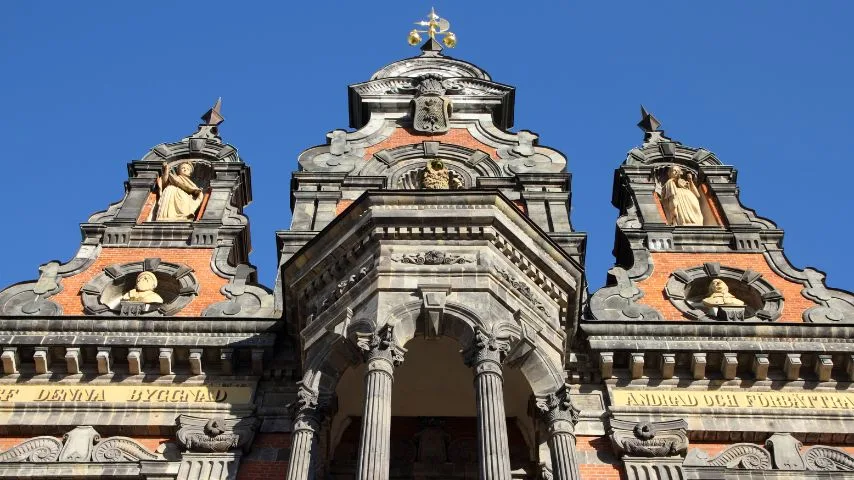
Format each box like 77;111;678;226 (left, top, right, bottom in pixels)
0;426;162;463
176;415;259;453
681;433;854;472
609;419;688;458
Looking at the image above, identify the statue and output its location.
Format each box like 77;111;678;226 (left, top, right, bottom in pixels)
421;159;462;190
155;162;203;221
122;271;163;304
661;166;704;226
702;279;744;308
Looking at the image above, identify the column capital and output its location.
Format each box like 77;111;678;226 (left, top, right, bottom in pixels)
287;383;333;433
464;327;514;368
355;324;406;369
534;385;580;434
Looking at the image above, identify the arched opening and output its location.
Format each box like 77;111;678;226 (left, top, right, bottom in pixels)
328;336;536;478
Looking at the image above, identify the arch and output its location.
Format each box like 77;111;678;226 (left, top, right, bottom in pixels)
357;142;502;178
298;298;565;398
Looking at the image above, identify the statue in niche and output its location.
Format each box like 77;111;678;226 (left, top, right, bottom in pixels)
155;162;203;221
702;279;744;308
421;159;462;190
121;271;163;304
661;166;704;226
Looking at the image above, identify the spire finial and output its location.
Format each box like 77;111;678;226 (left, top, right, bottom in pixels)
201;97;224;126
637;105;661;133
407;8;457;50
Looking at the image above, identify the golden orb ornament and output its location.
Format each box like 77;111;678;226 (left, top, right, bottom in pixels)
407;29;422;46
442;32;457;48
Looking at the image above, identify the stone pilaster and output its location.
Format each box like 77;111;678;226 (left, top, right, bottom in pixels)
355;325;405;480
535;385;581;480
465;328;513;480
286;385;328;480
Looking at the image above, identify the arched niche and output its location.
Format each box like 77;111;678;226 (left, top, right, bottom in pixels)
80;258;199;316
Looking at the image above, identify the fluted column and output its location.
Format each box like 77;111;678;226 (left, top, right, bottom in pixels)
286;386;328;480
535;385;581;480
465;328;513;480
355;325;405;480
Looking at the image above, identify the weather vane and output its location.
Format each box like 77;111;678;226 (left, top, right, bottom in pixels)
408;8;457;48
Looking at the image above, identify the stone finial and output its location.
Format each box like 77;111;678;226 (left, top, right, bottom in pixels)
176;415;259;453
201;97;224;126
609;418;688;458
637;105;661;133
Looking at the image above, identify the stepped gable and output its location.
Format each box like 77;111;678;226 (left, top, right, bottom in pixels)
588;107;854;324
0;101;275;318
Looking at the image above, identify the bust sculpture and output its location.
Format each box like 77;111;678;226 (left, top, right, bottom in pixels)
122;271;163;304
421;159;462;190
702;279;744;308
661;166;704;226
155;162;203;221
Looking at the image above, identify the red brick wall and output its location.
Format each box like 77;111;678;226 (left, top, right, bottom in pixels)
238;433;290;480
636;252;814;322
53;247;228;316
363;127;498;160
576;436;623;480
137;192;158;223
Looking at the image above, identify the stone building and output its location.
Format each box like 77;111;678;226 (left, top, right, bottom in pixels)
1;18;853;480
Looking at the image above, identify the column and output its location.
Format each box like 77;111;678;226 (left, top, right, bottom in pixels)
286;386;327;480
465;328;513;480
535;385;581;480
355;326;405;480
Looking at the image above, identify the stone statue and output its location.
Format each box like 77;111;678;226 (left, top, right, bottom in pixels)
155;162;203;221
122;271;163;304
702;279;744;308
661;166;704;226
421;159;462;190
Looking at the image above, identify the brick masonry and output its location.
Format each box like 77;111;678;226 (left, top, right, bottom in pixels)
576;436;623;480
51;247;228;316
635;252;815;322
362;127;499;160
238;433;290;480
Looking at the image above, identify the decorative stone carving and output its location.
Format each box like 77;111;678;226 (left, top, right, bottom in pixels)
420;159;462;189
661;165;704;226
684;435;854;473
314;262;373;317
664;263;783;322
176;415;259;453
80;258;199;316
391;250;474;265
497;130;557;173
0;426;162;463
204;264;275;317
409;74;455;133
609;419;688;458
155;161;205;221
684;443;772;470
495;267;548;315
765;432;804;470
535;386;580;431
121;271;163;304
800;267;854;323
356;324;406;367
588;266;662;321
803;446;854;471
0;261;63;315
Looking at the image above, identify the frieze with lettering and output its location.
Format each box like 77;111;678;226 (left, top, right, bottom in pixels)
0;383;254;405
613;389;854;411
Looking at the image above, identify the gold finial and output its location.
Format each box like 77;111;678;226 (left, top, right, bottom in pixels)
408;7;456;48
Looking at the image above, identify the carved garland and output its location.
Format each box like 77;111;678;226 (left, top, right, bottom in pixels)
495;267;548;316
391;250;474;265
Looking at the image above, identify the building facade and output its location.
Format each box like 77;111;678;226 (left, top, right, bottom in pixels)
0;30;853;480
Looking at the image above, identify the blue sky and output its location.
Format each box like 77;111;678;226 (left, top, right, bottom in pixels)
1;2;852;293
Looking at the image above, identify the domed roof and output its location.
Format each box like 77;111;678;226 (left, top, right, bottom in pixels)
370;41;491;81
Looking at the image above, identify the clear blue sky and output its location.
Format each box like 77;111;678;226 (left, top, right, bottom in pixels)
1;2;852;293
